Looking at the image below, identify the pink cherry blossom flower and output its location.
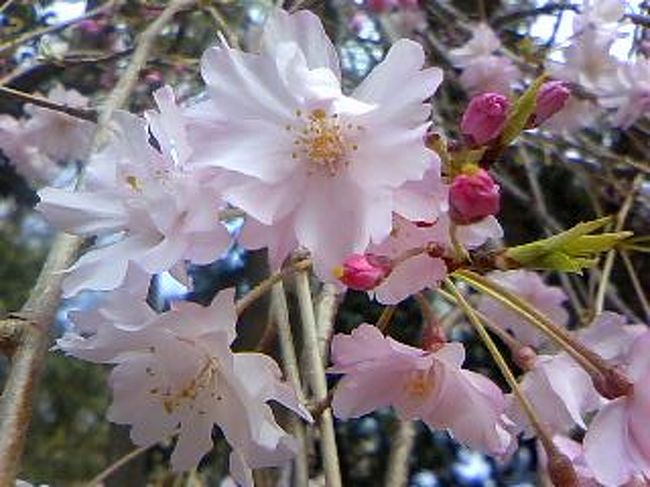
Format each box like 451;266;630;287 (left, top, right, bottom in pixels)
449;168;501;224
368;215;448;304
190;8;443;279
551;28;619;91
508;352;602;437
577;0;625;29
329;324;514;456
0;115;56;186
599;58;650;128
59;288;312;486
37;86;232;296
460;93;510;146
459;55;521;96
449;24;502;68
23;84;95;162
584;331;650;486
508;312;645;438
477;270;568;347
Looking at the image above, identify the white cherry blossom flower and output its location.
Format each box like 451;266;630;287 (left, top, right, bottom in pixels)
37;86;232;297
23;84;95;162
190;8;443;279
59;288;311;486
449;24;502;68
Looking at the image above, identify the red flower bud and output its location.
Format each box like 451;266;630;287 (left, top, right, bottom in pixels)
449;167;501;224
334;254;392;291
534;81;571;126
461;93;510;146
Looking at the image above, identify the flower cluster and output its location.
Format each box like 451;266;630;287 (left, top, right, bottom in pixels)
24;3;648;486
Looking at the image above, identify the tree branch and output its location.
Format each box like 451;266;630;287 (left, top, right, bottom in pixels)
0;1;196;483
0;85;98;122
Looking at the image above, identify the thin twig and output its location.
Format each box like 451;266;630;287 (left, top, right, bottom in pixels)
315;283;338;365
445;279;556;453
620;251;650;323
0;85;98;122
295;269;342;487
235;259;311;316
85;444;151;487
270;283;310;487
0;0;17;15
594;174;642;314
376;305;397;333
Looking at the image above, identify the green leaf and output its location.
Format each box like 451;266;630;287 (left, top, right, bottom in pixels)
500;74;548;146
505;217;631;273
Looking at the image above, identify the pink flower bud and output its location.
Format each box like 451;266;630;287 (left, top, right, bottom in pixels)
334;254;392;291
449;167;501;224
534;81;571;126
460;93;510;146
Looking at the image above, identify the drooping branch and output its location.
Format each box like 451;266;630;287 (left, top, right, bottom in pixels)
0;1;196;484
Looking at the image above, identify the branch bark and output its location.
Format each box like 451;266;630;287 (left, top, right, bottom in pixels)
0;1;195;483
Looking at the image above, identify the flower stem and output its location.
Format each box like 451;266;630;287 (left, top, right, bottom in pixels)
453;269;604;377
235;258;311;316
376;305;397;333
444;279;556;454
295;269;342;487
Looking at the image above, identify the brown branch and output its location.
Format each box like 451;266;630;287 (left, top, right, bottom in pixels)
0;85;98;122
0;1;196;484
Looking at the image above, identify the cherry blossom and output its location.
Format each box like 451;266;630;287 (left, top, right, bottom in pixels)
22;84;95;163
0;115;56;186
459;55;521;97
599;58;650;128
37;86;232;297
508;312;645;438
329;324;514;456
584;331;650;486
449;24;502;68
477;270;568;347
58;287;311;486
508;352;602;437
189;8;443;279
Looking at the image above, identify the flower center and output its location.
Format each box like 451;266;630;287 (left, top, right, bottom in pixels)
403;369;433;399
289;108;360;176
